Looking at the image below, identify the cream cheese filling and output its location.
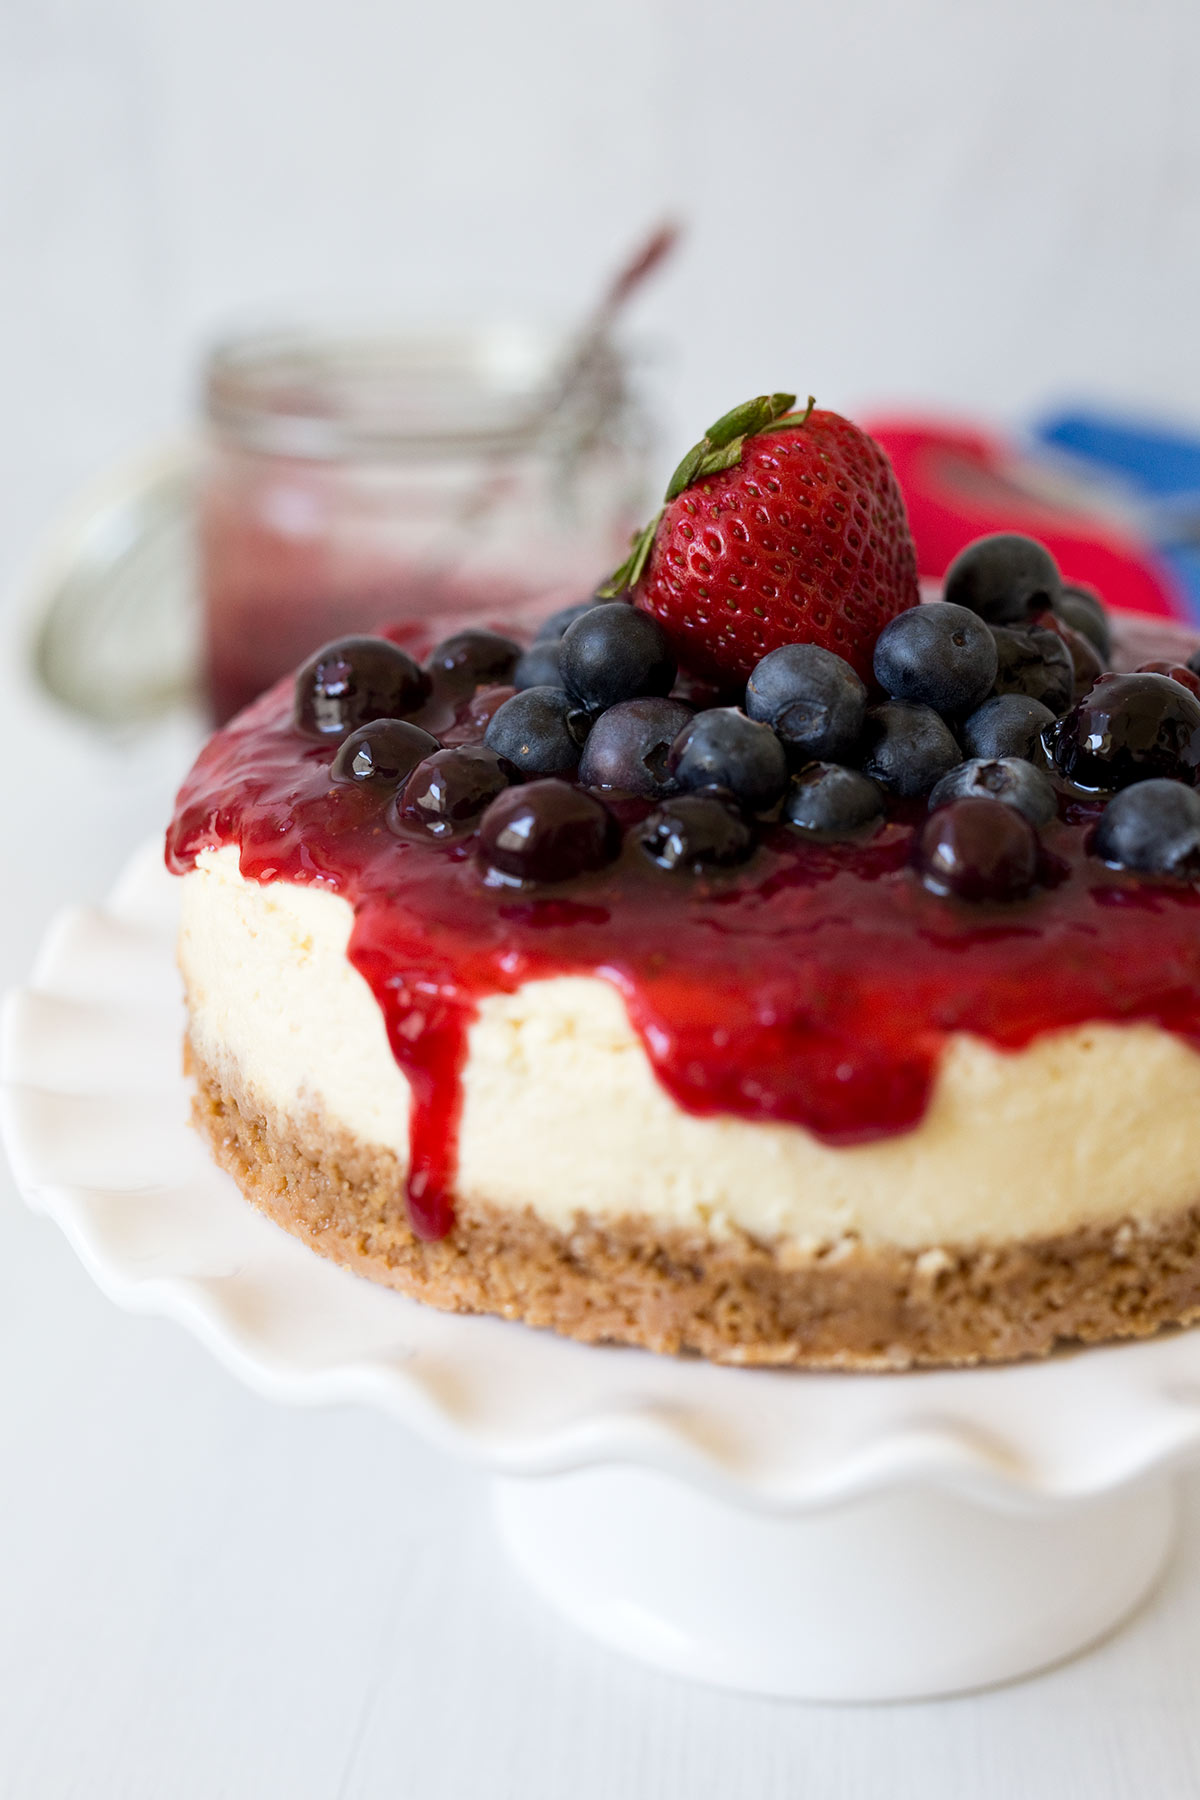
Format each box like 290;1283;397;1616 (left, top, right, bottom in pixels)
179;845;1200;1251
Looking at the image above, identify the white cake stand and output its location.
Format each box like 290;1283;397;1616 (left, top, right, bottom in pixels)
4;842;1200;1701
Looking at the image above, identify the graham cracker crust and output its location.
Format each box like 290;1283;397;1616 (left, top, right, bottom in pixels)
188;1039;1200;1370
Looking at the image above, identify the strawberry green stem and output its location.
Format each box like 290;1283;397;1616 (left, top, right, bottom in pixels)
599;391;816;596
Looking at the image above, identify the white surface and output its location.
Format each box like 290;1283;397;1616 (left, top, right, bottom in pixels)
494;1470;1178;1701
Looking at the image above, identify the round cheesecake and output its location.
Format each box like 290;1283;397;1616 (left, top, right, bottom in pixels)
168;617;1200;1370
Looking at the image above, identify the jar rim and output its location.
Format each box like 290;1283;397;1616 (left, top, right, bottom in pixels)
203;323;626;462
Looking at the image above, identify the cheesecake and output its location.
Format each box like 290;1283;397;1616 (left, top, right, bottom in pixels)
167;396;1200;1368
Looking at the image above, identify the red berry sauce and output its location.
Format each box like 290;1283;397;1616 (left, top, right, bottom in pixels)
166;623;1200;1242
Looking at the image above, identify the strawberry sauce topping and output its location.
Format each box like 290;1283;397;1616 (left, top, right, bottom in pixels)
167;658;1200;1242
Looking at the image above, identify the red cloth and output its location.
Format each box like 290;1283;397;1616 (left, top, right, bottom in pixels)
865;417;1185;620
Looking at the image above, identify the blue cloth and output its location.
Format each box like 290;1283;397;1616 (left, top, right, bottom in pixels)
1034;408;1200;618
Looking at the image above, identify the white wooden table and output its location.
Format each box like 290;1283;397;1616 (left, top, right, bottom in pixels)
5;643;1200;1800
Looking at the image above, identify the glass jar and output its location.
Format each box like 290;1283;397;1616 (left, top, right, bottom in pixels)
200;325;653;721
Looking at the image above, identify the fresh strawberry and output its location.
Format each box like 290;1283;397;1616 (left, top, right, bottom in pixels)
602;394;919;686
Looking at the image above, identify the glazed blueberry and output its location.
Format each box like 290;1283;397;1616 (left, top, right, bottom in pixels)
330;718;440;790
452;683;516;740
782;763;885;838
483;685;591;778
559;606;675;711
578;697;694;798
1093;779;1200;879
637;793;754;873
928;756;1057;828
668;707;788;812
989;624;1074;715
858;701;962;798
745;644;867;763
294;636;430;740
872;602;998;715
1047;616;1106;700
1046;673;1200;792
943;534;1062;626
394;745;517;838
1054;585;1111;660
426;629;521;695
512;640;563;690
912;797;1039;902
959;692;1056;761
478;780;618;883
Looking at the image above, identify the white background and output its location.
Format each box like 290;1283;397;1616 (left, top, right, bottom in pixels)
7;1;1200;1793
8;0;1200;600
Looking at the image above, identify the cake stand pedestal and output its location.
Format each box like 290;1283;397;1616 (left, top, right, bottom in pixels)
6;842;1200;1706
493;1465;1175;1700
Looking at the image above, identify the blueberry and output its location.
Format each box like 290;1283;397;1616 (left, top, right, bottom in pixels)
782;763;885;838
637;794;754;873
1046;672;1200;792
330;718;441;790
943;534;1062;626
427;629;521;695
959;692;1056;761
1137;660;1200;701
859;702;962;798
912;797;1039;902
559;606;675;710
928;757;1057;828
534;597;624;642
393;746;517;838
512;640;563;690
483;686;591;778
478;780;618;883
1054;585;1111;661
1189;647;1200;680
294;636;431;740
1052;618;1105;701
668;708;788;812
1093;779;1200;879
745;644;867;762
989;624;1074;715
872;602;998;715
578;697;694;798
